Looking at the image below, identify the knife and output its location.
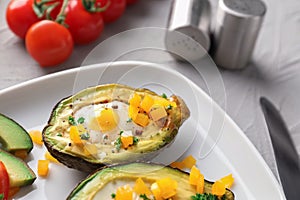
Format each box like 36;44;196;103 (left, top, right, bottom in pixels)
260;97;300;200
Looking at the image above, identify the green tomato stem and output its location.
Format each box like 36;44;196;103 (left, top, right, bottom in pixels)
55;0;69;26
82;0;110;13
33;0;58;19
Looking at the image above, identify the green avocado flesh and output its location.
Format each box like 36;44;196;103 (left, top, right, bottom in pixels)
0;149;36;187
67;163;235;200
43;84;190;172
0;114;33;153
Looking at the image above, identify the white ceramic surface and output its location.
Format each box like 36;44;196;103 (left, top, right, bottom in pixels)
0;61;285;199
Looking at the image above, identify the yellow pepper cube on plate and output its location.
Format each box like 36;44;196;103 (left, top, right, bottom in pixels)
220;174;234;188
38;160;50;177
212;180;226;196
29;130;43;145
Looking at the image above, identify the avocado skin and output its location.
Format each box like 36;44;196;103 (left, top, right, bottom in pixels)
67;162;235;200
43;84;190;173
0;113;33;153
0;149;36;187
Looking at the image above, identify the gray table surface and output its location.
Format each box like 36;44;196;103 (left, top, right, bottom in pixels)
1;0;300;183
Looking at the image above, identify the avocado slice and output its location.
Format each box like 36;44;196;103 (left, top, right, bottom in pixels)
0;149;36;187
67;163;235;200
43;84;190;172
0;114;33;153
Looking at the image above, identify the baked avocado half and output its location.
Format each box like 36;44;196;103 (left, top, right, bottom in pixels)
67;163;235;200
43;84;190;172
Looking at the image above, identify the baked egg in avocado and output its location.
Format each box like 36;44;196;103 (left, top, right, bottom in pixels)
43;84;190;172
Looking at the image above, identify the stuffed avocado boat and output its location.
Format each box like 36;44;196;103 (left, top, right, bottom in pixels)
43;84;190;172
67;162;235;200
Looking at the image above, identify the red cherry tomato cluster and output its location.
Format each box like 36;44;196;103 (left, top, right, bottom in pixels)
6;0;139;67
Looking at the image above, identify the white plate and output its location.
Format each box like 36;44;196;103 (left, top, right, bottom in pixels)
0;61;285;200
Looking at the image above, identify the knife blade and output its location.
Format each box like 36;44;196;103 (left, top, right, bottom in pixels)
260;97;300;200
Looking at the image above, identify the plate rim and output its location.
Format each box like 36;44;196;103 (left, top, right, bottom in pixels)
0;61;285;199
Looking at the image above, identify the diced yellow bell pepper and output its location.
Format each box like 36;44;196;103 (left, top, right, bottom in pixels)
121;136;133;149
129;93;142;107
151;182;163;200
37;160;50;177
196;173;204;194
140;95;154;113
97;108;119;132
116;185;133;200
220;174;234;188
134;113;149;127
69;126;82;145
189;165;202;186
212;180;226;196
156;177;178;199
154;99;177;108
14;150;28;160
29;130;43;145
134;178;152;196
128;105;139;120
182;155;196;169
170;161;185;170
44;151;59;163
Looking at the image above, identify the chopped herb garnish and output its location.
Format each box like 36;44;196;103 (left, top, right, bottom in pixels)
140;194;151;200
191;193;219;200
80;133;90;140
126;118;132;123
0;193;4;200
161;93;167;99
77;117;85;124
111;193;116;198
114;137;122;150
119;130;124;135
133;136;139;144
56;133;63;137
68;116;76;125
166;104;173;110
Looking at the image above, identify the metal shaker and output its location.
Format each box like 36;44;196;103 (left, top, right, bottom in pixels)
165;0;211;61
211;0;266;69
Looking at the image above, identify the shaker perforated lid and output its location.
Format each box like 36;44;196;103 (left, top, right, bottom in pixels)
211;0;266;69
165;0;211;61
223;0;266;16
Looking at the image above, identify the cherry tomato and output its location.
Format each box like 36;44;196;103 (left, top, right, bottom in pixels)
98;0;126;23
126;0;138;5
64;0;104;45
25;20;74;67
6;0;40;39
0;161;9;200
